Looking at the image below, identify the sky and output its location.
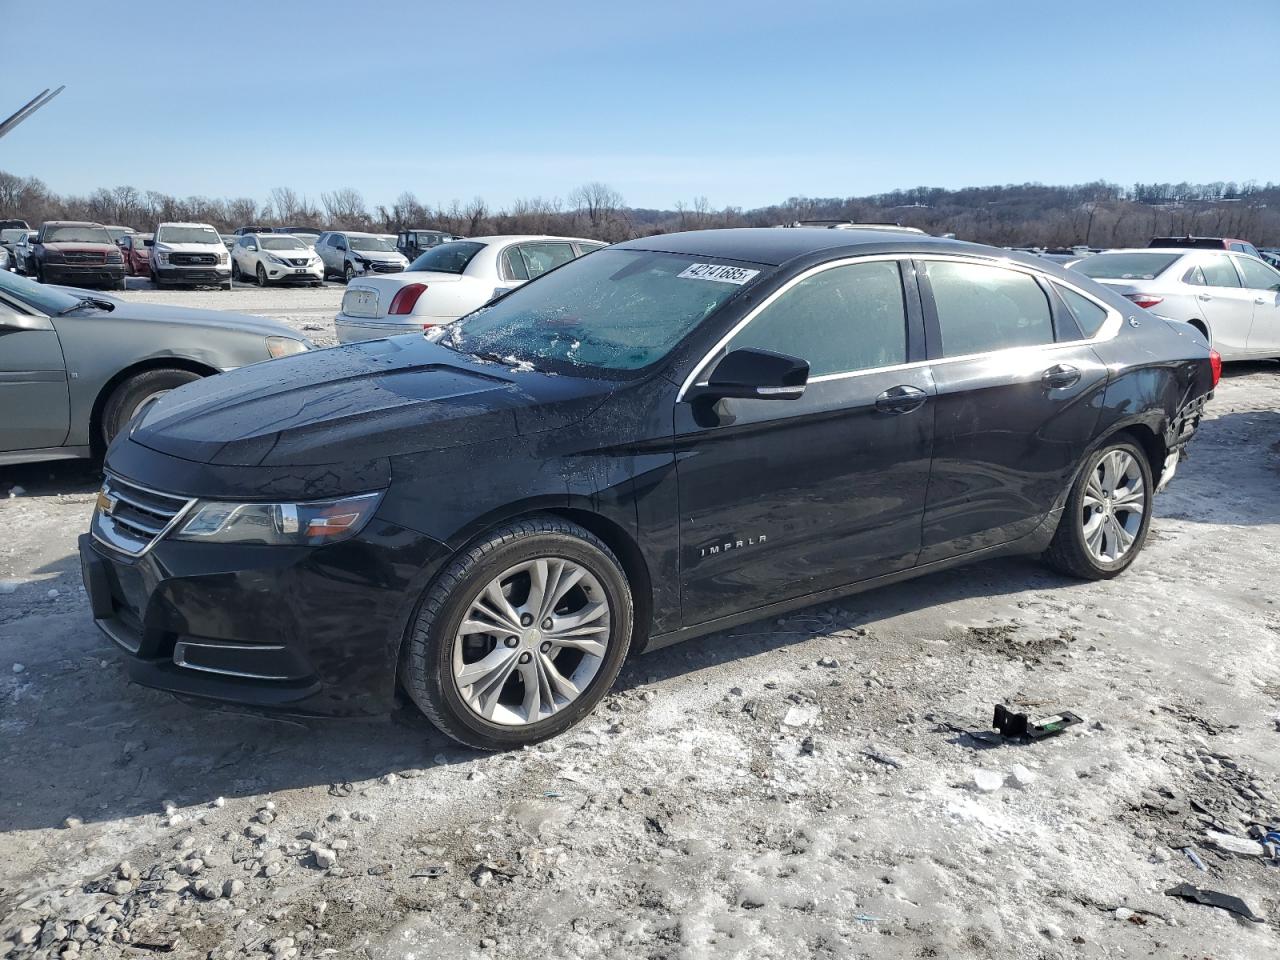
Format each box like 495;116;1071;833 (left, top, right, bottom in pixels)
3;0;1278;214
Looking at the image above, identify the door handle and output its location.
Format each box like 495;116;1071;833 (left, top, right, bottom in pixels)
1041;364;1081;389
1254;297;1267;305
874;384;927;414
1197;294;1213;301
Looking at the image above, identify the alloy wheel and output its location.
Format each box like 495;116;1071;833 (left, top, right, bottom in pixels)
256;263;267;287
451;557;611;726
1081;449;1145;563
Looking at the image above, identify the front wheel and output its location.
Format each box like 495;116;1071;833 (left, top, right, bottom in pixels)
402;517;634;750
231;260;242;281
344;262;355;283
1043;438;1153;580
100;368;202;449
256;263;268;287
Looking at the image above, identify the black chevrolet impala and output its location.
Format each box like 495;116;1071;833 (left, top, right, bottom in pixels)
80;229;1217;749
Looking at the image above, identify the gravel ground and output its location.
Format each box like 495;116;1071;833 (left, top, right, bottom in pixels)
2;286;1279;959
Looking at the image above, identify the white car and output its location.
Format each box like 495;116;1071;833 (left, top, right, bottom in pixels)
334;235;607;343
230;233;324;287
1073;248;1280;360
151;222;232;289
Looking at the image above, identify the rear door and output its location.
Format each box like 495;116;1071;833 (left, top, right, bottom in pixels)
1196;253;1255;353
0;296;69;453
1233;255;1280;355
675;257;934;625
916;258;1111;562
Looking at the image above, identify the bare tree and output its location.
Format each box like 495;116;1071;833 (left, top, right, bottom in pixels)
321;187;370;228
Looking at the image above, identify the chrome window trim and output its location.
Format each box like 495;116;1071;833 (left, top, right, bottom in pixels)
676;252;1125;402
173;640;290;681
90;472;197;559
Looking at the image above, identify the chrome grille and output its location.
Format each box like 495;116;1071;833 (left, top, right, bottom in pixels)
91;474;195;557
64;251;106;264
171;252;217;266
287;257;309;266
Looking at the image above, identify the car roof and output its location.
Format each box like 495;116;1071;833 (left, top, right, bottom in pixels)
157;221;217;229
44;220;105;227
612;227;994;267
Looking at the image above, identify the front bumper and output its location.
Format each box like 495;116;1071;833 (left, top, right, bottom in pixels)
154;265;232;285
79;516;449;716
355;260;407;275
263;261;324;283
42;263;125;286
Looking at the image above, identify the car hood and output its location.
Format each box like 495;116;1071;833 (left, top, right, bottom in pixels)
55;292;304;340
155;242;225;254
129;335;615;468
42;241;117;253
351;249;405;261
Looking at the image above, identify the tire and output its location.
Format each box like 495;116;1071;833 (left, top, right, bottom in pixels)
152;272;164;289
222;280;232;291
256;263;268;287
231;261;242;282
402;516;634;751
100;368;202;448
1043;437;1153;580
35;263;45;283
115;276;127;291
343;262;355;283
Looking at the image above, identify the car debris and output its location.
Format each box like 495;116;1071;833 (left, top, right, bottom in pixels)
1204;829;1266;857
992;704;1082;740
411;864;450;879
1183;848;1208;872
1165;883;1263;923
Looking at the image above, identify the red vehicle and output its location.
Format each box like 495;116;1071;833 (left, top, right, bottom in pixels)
1149;235;1261;257
120;233;152;277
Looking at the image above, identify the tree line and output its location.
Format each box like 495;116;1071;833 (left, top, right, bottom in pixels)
3;169;1279;248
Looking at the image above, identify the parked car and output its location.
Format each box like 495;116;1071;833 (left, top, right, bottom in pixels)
0;218;30;231
106;225;136;245
396;228;457;261
316;230;409;283
0;246;9;272
1073;248;1280;360
334;235;606;343
11;230;37;274
151;222;232;289
27;221;126;289
1258;249;1280;269
233;225;273;236
1;227;29;265
220;234;237;251
80;228;1216;750
1149;235;1261;258
0;268;310;466
120;233;153;277
230;233;324;286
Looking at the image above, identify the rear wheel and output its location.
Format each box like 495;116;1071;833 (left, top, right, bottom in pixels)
1043;438;1152;580
100;368;202;448
402;517;634;751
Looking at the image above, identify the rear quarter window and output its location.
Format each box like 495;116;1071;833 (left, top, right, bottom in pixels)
1056;285;1109;337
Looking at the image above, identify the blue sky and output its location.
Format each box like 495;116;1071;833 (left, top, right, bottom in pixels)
3;0;1277;212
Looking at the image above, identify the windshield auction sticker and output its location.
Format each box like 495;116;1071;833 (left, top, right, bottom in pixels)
678;263;760;284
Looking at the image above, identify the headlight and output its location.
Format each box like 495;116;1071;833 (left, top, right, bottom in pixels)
171;492;384;546
266;336;307;358
107;252;123;264
267;253;289;266
219;252;229;265
156;252;170;265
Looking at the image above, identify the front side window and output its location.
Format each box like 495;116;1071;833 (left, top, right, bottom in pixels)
1200;254;1241;288
1056;285;1109;337
441;249;765;375
1233;256;1280;291
728;260;907;376
927;261;1054;356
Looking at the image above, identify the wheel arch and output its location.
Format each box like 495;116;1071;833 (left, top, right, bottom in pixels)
89;356;221;457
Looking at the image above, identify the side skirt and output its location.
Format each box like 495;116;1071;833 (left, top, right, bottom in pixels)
639;510;1061;655
0;445;92;466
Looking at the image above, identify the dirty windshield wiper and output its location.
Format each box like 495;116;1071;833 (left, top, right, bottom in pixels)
58;296;114;315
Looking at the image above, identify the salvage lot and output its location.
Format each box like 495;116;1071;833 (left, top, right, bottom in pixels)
2;287;1279;959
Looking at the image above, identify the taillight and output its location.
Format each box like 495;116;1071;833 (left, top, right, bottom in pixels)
387;282;426;315
1209;349;1221;387
1123;293;1164;309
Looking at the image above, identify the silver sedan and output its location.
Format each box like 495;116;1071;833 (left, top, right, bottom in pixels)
0;270;311;466
1072;248;1280;360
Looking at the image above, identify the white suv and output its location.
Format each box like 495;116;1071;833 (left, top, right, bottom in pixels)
151;222;232;289
231;233;324;287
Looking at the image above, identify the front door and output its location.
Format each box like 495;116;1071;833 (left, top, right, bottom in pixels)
0;307;69;452
675;258;934;626
916;259;1109;562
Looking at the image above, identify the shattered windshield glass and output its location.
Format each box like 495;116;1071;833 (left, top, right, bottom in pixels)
438;249;766;376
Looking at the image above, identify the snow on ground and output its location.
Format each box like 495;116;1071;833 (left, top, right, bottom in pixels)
1;284;1278;959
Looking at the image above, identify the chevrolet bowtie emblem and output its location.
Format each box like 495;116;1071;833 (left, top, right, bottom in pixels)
96;490;119;516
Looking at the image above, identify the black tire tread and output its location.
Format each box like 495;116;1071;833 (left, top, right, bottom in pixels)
100;368;201;448
403;516;632;751
1043;437;1152;581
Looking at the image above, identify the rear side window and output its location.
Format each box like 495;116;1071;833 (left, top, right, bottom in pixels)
729;260;907;377
520;242;576;278
927;261;1053;356
1056;286;1109;337
1233;256;1280;291
1184;265;1206;286
1201;255;1241;288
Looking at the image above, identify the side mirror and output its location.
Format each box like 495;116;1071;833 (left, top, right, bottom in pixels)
690;348;809;402
247;244;258;252
336;243;346;251
143;238;154;247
